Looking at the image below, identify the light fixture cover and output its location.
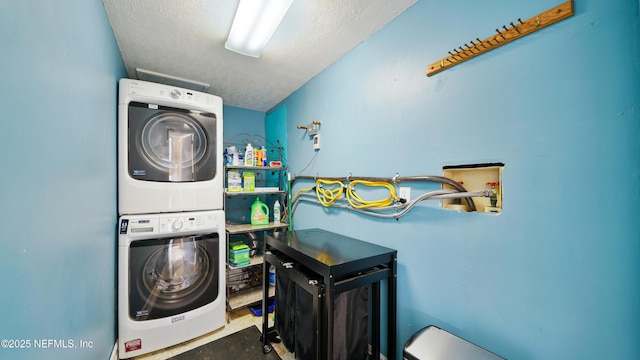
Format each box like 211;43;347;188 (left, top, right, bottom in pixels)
225;0;294;58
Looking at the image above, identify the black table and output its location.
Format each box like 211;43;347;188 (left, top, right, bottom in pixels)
261;228;397;360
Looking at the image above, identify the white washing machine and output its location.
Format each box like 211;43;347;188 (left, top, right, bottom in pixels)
118;79;224;215
118;210;226;359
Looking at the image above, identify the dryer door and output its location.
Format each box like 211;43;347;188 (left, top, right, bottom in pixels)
127;102;218;182
128;234;220;321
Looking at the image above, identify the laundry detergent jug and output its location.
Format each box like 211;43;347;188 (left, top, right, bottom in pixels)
250;197;269;225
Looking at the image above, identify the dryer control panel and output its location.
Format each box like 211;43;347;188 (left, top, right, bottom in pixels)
122;79;221;109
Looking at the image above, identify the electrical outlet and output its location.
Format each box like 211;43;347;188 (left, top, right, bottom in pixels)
399;187;411;202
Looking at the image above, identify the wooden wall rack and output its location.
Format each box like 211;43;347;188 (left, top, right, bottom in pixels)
426;0;574;77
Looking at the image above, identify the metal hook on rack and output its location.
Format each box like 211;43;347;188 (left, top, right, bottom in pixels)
464;43;476;53
510;22;520;34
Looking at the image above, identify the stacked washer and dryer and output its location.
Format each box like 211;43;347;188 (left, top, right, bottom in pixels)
117;79;226;358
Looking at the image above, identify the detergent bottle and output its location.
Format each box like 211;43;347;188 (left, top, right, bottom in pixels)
244;143;254;167
250;197;269;225
273;200;281;224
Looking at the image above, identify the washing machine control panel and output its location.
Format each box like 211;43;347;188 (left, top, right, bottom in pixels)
158;212;221;234
121;211;224;237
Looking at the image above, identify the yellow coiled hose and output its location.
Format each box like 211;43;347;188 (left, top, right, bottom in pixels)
315;179;344;206
345;180;398;209
292;179;400;210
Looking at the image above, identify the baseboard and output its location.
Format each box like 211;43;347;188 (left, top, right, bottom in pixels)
368;344;388;360
111;338;386;360
110;340;118;360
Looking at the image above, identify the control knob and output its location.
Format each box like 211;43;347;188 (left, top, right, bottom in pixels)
170;89;181;99
171;219;184;231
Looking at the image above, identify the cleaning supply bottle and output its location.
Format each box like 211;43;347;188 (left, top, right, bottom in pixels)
269;264;276;286
244;143;254;167
250;197;269;225
273;199;281;224
260;146;267;166
253;148;262;166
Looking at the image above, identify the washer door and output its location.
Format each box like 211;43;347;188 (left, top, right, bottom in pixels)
128;234;220;321
127;102;218;182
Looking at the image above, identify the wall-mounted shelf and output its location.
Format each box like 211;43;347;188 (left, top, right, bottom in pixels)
228;282;275;311
226;222;288;235
225;165;285;171
426;0;574;77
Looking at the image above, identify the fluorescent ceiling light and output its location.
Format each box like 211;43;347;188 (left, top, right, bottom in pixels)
225;0;294;58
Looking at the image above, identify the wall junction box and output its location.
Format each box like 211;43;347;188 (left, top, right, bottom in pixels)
442;163;504;213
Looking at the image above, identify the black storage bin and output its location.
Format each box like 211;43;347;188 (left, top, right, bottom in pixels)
274;269;296;352
331;285;369;360
275;269;370;360
293;281;315;359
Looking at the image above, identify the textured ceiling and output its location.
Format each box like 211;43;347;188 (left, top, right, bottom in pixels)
103;0;417;112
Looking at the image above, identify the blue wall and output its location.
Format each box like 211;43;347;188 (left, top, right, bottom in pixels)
276;0;640;358
0;1;125;359
223;106;266;144
1;0;638;359
0;1;265;357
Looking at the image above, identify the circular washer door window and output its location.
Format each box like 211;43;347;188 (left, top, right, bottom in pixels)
142;238;210;300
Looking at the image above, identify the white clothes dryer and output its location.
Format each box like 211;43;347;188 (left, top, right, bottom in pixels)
118;210;225;359
118;79;224;215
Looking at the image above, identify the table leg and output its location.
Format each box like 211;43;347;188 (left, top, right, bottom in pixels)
321;274;338;360
371;281;381;360
387;255;398;360
261;252;271;353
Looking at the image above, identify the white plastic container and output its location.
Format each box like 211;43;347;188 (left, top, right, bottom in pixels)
273;200;281;224
269;264;276;286
244;143;254;167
